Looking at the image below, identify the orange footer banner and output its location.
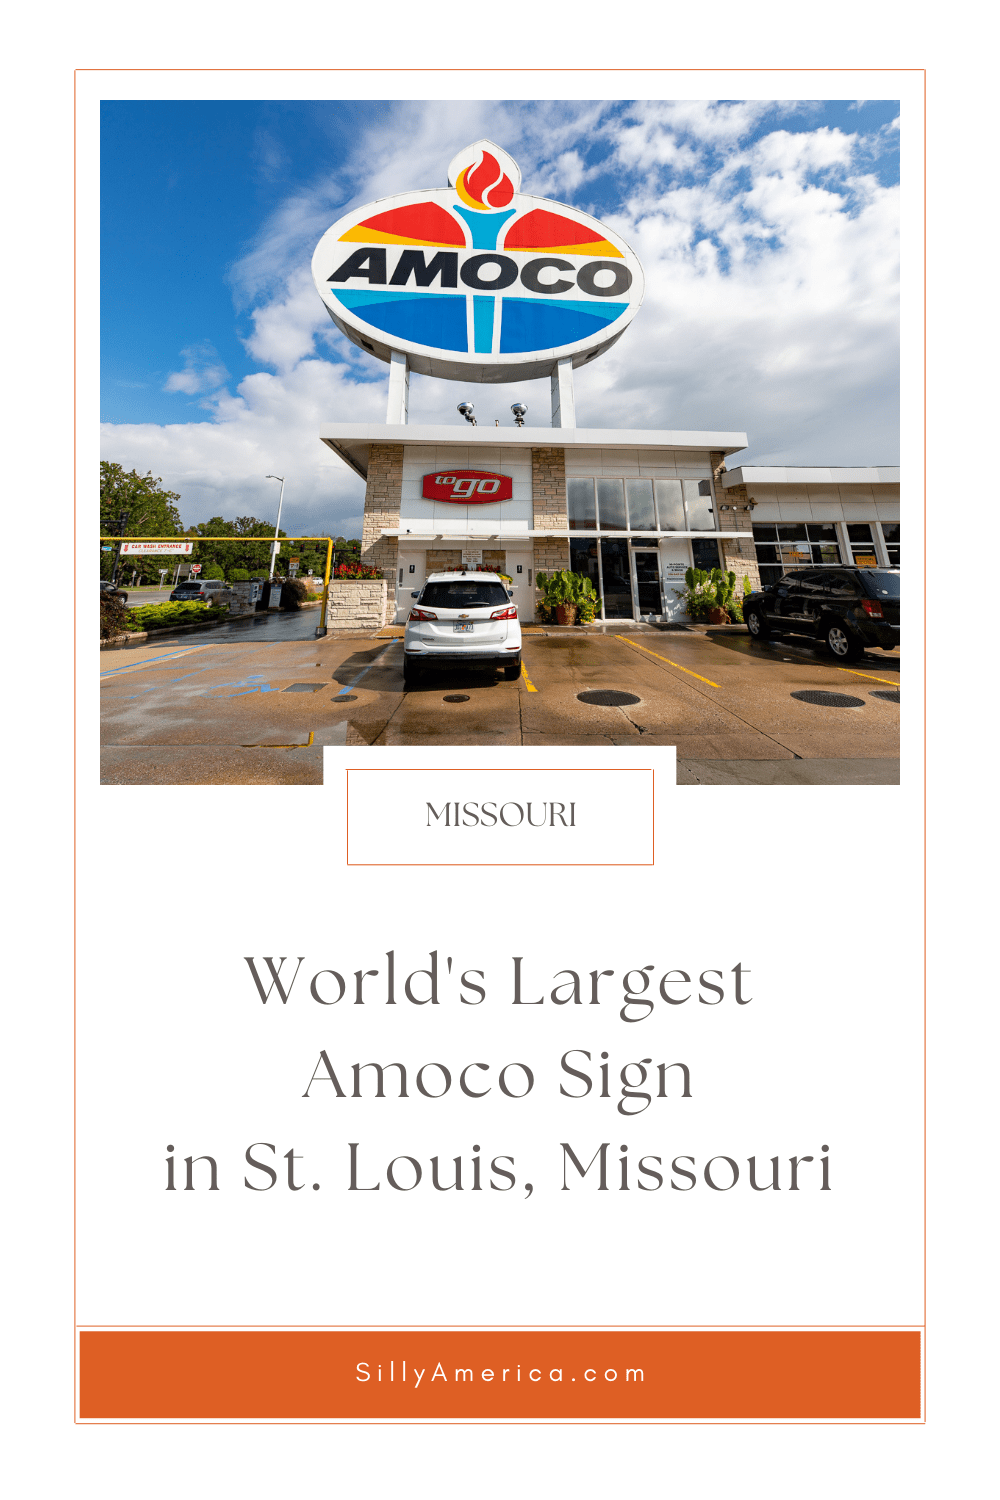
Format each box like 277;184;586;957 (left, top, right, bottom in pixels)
79;1330;921;1420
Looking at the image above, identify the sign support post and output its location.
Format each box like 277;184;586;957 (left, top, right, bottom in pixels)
386;351;409;424
550;357;576;428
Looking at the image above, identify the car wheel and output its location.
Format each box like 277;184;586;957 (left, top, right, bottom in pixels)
745;607;769;639
502;658;522;680
402;657;422;687
825;621;862;661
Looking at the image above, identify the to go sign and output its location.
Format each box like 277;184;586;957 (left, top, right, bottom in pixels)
422;469;513;504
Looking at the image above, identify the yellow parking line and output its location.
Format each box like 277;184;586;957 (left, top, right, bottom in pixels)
775;649;900;688
615;634;721;688
835;665;900;687
520;662;539;692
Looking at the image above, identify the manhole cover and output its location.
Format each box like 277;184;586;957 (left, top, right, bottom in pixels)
871;689;900;703
284;682;323;692
577;689;641;707
332;693;358;702
443;694;470;703
791;690;866;708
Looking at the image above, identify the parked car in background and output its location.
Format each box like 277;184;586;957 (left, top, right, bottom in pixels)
743;567;900;660
100;579;128;603
403;571;522;685
169;579;231;604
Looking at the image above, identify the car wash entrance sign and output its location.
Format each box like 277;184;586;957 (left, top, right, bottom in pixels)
312;141;644;382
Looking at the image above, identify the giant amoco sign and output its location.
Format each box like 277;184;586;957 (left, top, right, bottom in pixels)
311;141;644;382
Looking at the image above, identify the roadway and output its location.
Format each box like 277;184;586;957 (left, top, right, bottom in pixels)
100;619;900;785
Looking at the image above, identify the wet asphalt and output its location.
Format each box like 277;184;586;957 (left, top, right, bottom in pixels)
99;615;900;786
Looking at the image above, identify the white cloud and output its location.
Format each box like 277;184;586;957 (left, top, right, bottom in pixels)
103;101;899;533
103;358;378;535
162;342;230;397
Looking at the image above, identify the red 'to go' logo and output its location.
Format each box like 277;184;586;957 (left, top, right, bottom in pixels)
422;470;513;504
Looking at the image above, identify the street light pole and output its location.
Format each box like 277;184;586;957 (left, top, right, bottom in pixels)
110;510;128;585
265;475;285;580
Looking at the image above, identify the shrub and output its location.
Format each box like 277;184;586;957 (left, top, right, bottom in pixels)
201;564;226;580
124;602;229;632
333;562;382;579
228;567;250;582
100;592;131;639
280;578;308;611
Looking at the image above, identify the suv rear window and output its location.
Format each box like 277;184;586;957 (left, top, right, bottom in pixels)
421;581;509;608
863;571;900;597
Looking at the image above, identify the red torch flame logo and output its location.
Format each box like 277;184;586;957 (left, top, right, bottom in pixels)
456;151;514;210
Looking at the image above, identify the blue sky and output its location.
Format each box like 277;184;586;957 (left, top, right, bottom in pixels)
101;99;900;534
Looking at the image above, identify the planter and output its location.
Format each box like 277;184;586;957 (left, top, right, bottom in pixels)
556;603;578;626
707;606;731;625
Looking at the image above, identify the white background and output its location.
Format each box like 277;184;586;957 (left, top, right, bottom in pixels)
5;28;993;1500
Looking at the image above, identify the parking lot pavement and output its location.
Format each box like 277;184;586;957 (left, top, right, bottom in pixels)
99;623;900;784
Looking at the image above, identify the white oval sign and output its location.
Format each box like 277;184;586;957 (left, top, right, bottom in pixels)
312;140;644;383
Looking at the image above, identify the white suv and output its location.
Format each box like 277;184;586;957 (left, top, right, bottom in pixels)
403;571;522;686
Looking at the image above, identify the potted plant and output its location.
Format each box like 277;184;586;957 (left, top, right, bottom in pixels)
536;569;600;625
536;569;573;624
674;566;746;623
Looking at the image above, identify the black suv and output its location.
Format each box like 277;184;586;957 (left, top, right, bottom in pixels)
744;568;899;660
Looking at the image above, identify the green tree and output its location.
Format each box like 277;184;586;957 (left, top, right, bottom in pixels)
100;462;182;580
188;516;290;580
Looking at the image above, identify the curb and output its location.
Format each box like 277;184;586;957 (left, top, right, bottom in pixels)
100;603;321;650
101;617;231;650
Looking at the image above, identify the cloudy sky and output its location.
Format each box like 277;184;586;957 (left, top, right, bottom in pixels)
101;98;900;537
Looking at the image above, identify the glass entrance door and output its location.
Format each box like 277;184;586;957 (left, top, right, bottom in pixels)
633;550;661;615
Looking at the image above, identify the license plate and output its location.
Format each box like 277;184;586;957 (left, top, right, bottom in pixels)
454;622;474;632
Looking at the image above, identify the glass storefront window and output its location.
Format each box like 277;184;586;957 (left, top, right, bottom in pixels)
564;475;719;535
684;478;715;530
625;478;656;531
596;478;628;530
569;537;600;587
807;523;841;566
600;538;633;617
567;477;596;531
753;518;899;581
847;523;878;568
691;537;722;572
780;543;811;567
654;480;685;530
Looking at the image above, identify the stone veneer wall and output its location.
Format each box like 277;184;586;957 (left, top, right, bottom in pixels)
361;443;403;593
325;578;388;631
531;447;570;615
481;549;507;573
711;451;761;593
425;549;463;572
